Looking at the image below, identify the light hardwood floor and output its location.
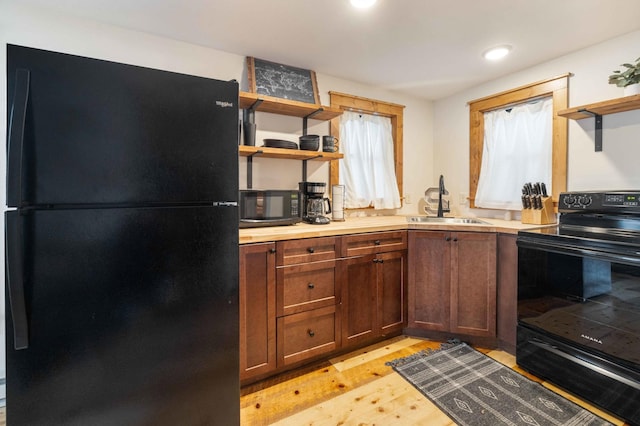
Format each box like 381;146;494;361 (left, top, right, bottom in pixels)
0;337;626;425
241;336;626;426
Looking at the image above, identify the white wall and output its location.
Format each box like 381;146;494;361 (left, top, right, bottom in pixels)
434;30;640;219
0;2;435;390
8;1;638;400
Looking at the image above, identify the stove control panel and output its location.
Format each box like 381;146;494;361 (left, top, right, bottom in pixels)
559;191;640;212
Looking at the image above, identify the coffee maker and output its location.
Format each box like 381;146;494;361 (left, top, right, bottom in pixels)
299;182;332;224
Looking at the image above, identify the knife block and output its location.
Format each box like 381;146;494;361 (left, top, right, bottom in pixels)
521;196;556;225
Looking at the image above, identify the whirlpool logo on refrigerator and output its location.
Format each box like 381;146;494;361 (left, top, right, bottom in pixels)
581;334;603;344
215;100;234;108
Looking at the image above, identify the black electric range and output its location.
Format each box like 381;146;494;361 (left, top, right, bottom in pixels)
516;191;640;425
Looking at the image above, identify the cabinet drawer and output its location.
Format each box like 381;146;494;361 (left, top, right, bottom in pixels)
341;231;407;257
276;237;338;266
277;260;337;316
277;305;338;366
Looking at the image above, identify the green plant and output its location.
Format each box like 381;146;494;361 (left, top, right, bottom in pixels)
608;57;640;87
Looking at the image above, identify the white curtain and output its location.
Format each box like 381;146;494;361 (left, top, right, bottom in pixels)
475;97;553;210
339;111;401;209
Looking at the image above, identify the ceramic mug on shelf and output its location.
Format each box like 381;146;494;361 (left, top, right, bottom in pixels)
322;135;339;153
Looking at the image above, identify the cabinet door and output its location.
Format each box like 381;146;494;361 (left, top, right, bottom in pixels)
239;243;276;381
450;232;497;337
497;233;518;352
276;237;338;266
377;250;407;335
407;231;451;331
339;255;377;348
341;231;407;257
277;305;339;367
276;259;337;316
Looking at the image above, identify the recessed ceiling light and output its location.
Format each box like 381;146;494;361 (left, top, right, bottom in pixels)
350;0;377;8
483;45;512;61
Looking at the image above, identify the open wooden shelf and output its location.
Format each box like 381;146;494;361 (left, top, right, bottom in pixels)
557;94;640;120
557;94;640;151
239;145;343;161
239;91;342;121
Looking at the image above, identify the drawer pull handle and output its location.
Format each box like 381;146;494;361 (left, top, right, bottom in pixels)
308;283;315;289
307;329;315;337
374;239;381;245
308;247;315;253
269;248;276;254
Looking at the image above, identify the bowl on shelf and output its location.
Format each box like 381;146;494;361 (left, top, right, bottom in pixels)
299;134;319;151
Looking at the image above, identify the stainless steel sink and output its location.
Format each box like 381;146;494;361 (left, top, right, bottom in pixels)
407;216;490;225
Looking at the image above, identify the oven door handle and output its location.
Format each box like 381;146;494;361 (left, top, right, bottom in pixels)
517;236;640;266
529;339;640;391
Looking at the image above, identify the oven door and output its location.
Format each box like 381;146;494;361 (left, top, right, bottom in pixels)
517;232;640;423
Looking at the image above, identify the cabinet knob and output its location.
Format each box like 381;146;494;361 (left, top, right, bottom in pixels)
453;237;458;242
269;248;276;254
308;283;315;289
307;329;315;337
374;239;381;245
308;247;315;253
445;236;451;241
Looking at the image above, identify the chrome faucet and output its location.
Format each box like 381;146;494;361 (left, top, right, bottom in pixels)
437;174;450;218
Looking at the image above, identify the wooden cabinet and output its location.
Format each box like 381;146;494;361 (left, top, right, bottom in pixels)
497;233;518;353
340;231;407;348
276;236;339;266
239;242;277;381
275;238;340;366
408;231;497;338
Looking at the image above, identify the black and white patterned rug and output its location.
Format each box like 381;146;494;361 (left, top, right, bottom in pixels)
387;342;614;426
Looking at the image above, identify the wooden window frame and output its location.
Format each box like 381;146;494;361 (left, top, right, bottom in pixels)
328;91;405;208
468;74;570;209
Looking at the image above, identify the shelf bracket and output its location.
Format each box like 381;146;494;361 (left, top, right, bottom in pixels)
247;98;263;112
246;150;263;189
578;109;603;152
302;108;325;136
301;155;323;181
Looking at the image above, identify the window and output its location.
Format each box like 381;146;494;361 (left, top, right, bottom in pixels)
339;111;400;209
476;97;553;209
468;74;570;209
329;91;405;209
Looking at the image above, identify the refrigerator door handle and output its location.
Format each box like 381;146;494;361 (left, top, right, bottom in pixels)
7;69;30;208
5;212;29;350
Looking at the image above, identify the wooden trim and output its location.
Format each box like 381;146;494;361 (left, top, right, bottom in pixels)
468;75;569;209
468;73;572;106
329;92;405;207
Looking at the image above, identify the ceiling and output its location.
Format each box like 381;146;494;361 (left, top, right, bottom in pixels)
14;0;640;100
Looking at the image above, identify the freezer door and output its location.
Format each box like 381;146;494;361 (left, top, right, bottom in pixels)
5;206;239;425
7;45;238;207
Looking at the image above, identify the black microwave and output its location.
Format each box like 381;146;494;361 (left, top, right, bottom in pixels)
239;189;302;228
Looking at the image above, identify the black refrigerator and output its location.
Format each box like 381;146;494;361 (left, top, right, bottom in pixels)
5;45;240;425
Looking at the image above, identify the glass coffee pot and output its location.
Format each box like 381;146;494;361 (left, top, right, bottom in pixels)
299;181;332;225
305;196;331;224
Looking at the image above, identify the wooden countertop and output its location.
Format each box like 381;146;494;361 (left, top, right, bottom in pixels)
239;215;553;244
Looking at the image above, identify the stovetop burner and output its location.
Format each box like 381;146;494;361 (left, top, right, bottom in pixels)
518;191;640;268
